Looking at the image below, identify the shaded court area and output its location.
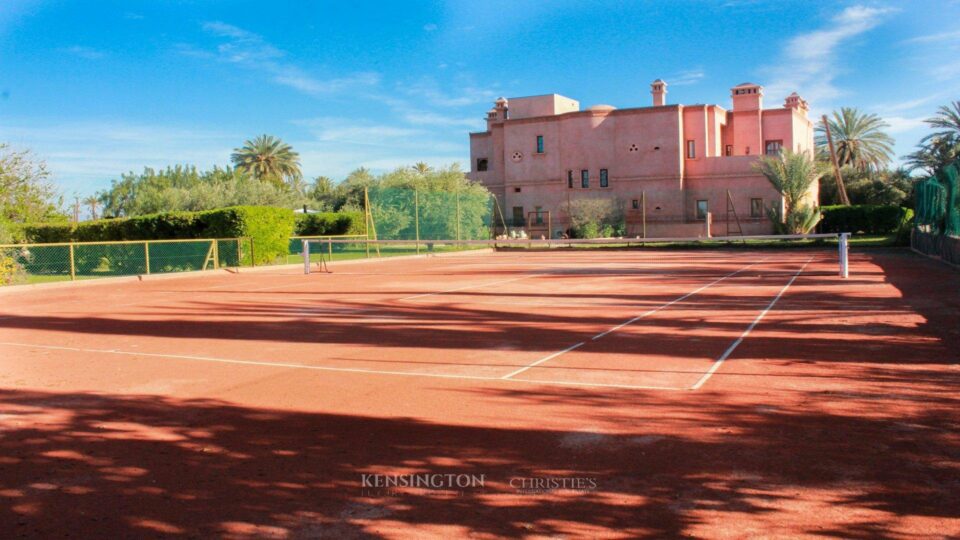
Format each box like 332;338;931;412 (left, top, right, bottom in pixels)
0;247;958;538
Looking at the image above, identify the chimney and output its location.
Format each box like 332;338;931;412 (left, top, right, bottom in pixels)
651;79;667;106
731;82;763;111
784;92;808;111
486;97;509;129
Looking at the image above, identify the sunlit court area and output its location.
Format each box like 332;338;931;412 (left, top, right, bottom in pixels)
1;240;959;537
4;0;960;537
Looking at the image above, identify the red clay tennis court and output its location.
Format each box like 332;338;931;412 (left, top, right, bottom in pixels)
1;245;958;537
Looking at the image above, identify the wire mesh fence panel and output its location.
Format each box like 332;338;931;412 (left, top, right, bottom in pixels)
367;187;494;241
915;160;960;237
147;240;215;274
216;239;243;268
0;244;72;285
0;237;255;286
74;243;147;277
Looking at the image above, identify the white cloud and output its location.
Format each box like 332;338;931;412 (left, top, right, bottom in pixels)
0;120;238;194
668;69;704;86
293;117;425;145
763;5;893;107
60;46;106;60
190;21;380;97
903;30;960;44
397;78;499;107
401;111;483;129
883;115;928;134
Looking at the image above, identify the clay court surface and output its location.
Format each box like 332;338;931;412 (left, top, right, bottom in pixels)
0;247;958;538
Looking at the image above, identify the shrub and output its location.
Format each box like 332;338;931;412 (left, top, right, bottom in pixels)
294;211;365;236
198;206;295;265
16;206;296;266
564;199;624;239
820;205;912;235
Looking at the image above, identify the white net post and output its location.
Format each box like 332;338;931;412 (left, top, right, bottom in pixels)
303;239;311;275
839;233;849;278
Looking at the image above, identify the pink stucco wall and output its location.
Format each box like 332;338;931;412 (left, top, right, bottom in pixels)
467;82;818;238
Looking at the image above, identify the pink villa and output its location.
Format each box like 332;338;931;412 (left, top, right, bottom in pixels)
467;80;817;238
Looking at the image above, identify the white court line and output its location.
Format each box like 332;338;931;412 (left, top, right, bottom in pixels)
500;342;586;379
500;259;767;380
0;341;682;391
689;257;812;391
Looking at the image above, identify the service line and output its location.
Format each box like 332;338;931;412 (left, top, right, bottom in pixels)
500;258;768;380
689;256;812;390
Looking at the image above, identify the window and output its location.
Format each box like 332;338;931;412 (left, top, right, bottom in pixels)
725;145;733;157
512;206;524;227
696;199;709;220
514;187;521;193
686;140;696;159
599;169;608;188
745;146;751;155
567;170;574;188
750;198;764;218
765;140;783;156
580;169;589;188
534;206;544;225
632;199;639;209
536;135;544;154
476;158;488;171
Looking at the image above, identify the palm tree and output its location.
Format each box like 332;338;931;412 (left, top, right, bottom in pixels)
231;135;302;185
754;151;825;234
922;101;960;142
412;162;432;175
815;108;895;172
83;195;99;220
906;101;960;174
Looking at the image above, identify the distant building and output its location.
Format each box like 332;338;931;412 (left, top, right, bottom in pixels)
467;81;817;238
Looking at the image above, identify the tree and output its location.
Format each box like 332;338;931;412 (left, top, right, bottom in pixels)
815;108;895;172
0;143;63;224
754;151;824;234
412;162;432;175
97;165;306;217
83;195;99;220
905;101;960;174
230;135;302;185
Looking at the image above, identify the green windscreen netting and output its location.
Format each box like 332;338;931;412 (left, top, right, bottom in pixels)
366;186;495;241
915;160;959;237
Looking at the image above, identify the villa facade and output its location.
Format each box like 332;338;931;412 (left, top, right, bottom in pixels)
467;81;817;238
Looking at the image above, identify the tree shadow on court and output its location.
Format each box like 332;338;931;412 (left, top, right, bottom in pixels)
0;384;957;538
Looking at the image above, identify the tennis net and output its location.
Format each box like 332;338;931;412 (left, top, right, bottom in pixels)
300;233;851;276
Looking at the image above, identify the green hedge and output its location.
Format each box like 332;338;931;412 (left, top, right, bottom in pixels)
16;206;296;265
820;205;913;235
294;211;365;236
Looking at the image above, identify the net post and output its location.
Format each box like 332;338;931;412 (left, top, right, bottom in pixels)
839;232;850;278
303;239;311;275
144;241;151;275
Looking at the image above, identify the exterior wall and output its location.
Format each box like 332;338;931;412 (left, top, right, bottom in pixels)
468;85;816;238
508;94;580;119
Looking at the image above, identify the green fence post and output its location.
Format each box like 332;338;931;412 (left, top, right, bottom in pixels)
237;238;242;267
415;188;421;255
144;241;151;274
69;243;76;281
250;238;256;267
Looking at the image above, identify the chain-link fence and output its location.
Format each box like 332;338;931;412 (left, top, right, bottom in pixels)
366;186;495;241
0;238;253;286
913;159;960;265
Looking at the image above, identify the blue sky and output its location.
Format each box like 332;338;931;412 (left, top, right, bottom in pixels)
1;0;957;196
